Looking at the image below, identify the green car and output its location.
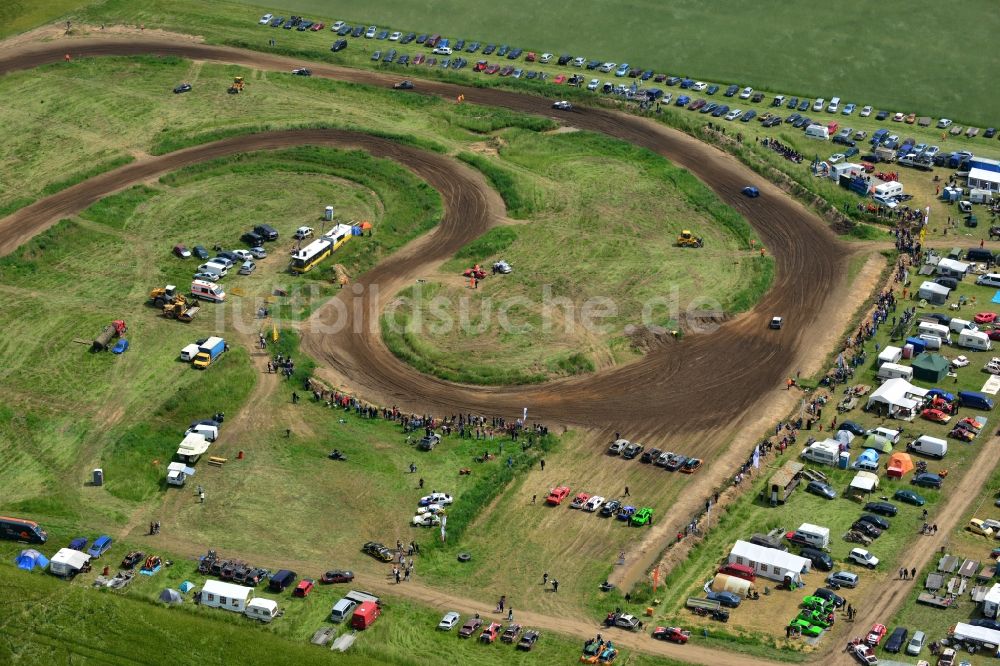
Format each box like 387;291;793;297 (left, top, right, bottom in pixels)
787;618;823;637
631;507;654;526
797;609;833;629
801;595;829;610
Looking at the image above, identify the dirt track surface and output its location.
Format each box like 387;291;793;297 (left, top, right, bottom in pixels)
0;37;849;437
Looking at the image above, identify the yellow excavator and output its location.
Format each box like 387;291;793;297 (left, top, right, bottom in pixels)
676;230;704;248
227;76;244;94
149;285;199;321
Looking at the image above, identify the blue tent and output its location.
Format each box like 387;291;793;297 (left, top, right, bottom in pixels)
857;448;880;466
15;549;49;571
179;580;195;593
351;225;363;236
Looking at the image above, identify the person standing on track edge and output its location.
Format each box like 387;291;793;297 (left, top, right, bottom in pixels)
623;486;630;497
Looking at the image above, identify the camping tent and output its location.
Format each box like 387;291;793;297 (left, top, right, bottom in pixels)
834;429;855;446
887;452;915;478
711;573;755;597
729;540;811;585
866;378;929;420
854;448;879;469
861;434;892;454
849;471;880;495
15;549;49;571
912;353;951;383
179;580;195;593
159;588;183;605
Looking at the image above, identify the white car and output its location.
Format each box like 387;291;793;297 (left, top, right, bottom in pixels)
937;118;953;129
724;108;743;121
828;153;846;164
365;26;377;39
231;249;253;261
860;105;873;117
692;81;707;91
893;112;905;122
924;145;940;158
552;100;573;110
584;496;606;512
249;246;267;259
438;612;460;630
739;87;752;99
571;56;586;67
415;503;443;515
420;492;454;506
259;13;273;24
413;514;441;527
432;46;453;55
587;78;600;91
848;548;879;569
608;438;628;454
331;21;346;32
539;53;553;63
389;31;402;41
599;62;616;73
294;226;314;240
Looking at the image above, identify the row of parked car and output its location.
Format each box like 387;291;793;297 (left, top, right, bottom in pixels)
254;12;996;134
606;438;705;473
544;486;654;525
439;612;540;649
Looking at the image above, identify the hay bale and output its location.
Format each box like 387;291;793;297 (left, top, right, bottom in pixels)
332;264;350;286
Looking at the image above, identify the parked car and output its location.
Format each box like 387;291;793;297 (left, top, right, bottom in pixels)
293;578;315;597
320;570;354;584
458;617;483;638
848;548;879;569
569;493;591;509
912;473;942;488
584;495;605;512
600;499;621;517
173;83;192;94
88;535;113;558
438;611;460;630
800;547;834;571
173;244;191;258
827;571;859;588
806;481;836;499
906;630;926;656
866;623;887;646
858;514;890;530
706;591;741;608
331;39;347;52
545;486;571;505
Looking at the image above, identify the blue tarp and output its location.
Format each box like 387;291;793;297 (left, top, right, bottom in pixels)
992;290;1000;304
15;549;49;571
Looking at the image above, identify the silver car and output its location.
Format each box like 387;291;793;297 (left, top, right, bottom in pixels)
827;571;858;588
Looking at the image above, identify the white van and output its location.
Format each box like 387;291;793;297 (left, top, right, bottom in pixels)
918;334;943;350
873;194;898;209
949;318;977;334
874;182;904;199
977;274;1000;288
805;124;830;140
330;598;358;623
191;279;226;303
877;362;913;381
917;322;951;344
186;423;218;441
180;343;200;362
199;261;229;277
813;98;825;111
826;97;841;113
245;598;279;623
869;427;900;445
907;435;948;459
959;329;992;351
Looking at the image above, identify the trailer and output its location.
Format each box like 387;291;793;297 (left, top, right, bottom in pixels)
686;597;721;612
916;592;953;608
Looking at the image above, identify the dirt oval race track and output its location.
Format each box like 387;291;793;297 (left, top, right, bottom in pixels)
0;39;849;445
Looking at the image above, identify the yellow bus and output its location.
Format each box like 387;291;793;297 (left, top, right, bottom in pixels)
289;224;353;273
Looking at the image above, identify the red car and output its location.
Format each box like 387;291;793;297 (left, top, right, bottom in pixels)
525;52;536;62
950;427;975;442
545;486;571;505
499;66;514;77
553;74;566;84
480;622;502;643
413;54;425;65
320;570;354;584
310;22;324;31
485;64;500;75
988;329;1000;341
921;408;951;424
958;417;983;432
293;578;315;597
474;60;488;72
652;626;690;644
173;243;191;258
975;312;997;324
865;623;887;646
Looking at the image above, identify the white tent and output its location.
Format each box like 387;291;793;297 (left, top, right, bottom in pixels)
49;548;91;577
728;540;810;585
936;258;970;278
917;281;950;305
850;471;880;492
866;378;929;420
952;622;1000;651
969;167;1000;192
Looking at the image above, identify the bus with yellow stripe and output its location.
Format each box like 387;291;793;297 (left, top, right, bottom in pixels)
289;224;353;273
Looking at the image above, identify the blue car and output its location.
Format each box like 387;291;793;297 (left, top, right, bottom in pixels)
706;84;719;95
88;535;113;558
742;186;760;198
675;95;690;107
711;105;729;117
617;506;636;521
69;537;88;551
926;389;955;402
707;591;741;608
112;339;129;354
741;110;757;122
615;63;630;77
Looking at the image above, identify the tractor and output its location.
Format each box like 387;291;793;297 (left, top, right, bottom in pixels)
150;285;182;308
150;285;199;321
676;230;703;248
228;76;245;94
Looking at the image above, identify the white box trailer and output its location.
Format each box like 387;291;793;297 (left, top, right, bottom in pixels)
49;548;91;577
201;579;254;612
878;362;913;381
877;346;903;366
177;433;209;463
796;523;831;549
959;330;992;351
180;344;200;362
186;424;218;441
245;598;280;623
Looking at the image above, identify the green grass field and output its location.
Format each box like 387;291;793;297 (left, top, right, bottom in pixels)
76;0;1000;126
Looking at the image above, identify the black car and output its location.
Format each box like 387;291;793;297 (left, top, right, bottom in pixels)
192;245;209;260
587;60;601;70
362;541;394;562
399;32;415;44
268;569;297;591
814;587;845;608
384;49;397;63
876;110;889;120
800;547;833;571
292;68;311;76
786;113;801;124
985;127;997;139
706;84;719;94
508;47;523;60
665;76;680;86
415;34;428;44
640;448;661;463
600;500;622;517
517;630;540;651
331;39;348;52
884;627;908;653
851;520;882;538
254;224;278;241
466;41;479;52
497;44;510;56
173;83;192;94
724;84;739;97
376;30;389;40
858;514;890;530
798;99;810;111
351;25;365;37
793;116;812;128
740;110;757;123
557;54;572;65
337;24;352;36
241;231;263;246
864;501;898;517
482;44;495;55
763;116;782;127
622;442;644;460
805;481;836;499
394;80;414;90
912;473;943;489
398;55;410;65
786;97;799;109
700;102;718;114
711;105;729;117
270;17;284;27
972;618;1000;630
298;21;313;31
839;421;866;437
452;39;465;50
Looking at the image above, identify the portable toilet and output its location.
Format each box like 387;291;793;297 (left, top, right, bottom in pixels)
324;206;334;221
905;337;927;356
901;344;913;359
92;468;104;486
838;451;850;470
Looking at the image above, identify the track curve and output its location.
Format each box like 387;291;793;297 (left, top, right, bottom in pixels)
0;38;848;439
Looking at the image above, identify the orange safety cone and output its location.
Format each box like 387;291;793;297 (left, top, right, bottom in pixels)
237;450;244;460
